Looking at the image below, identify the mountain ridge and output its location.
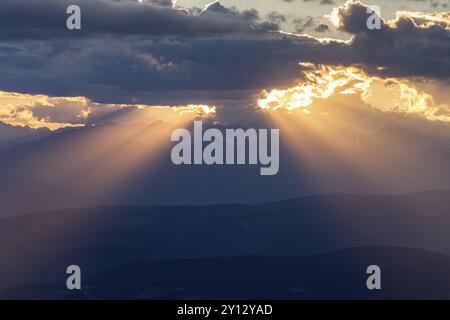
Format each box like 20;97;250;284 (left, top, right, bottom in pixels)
1;190;450;290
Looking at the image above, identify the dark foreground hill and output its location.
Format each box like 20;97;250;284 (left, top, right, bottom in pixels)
2;246;450;299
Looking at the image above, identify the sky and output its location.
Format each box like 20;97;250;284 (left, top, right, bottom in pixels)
178;0;445;20
0;0;448;129
0;0;449;205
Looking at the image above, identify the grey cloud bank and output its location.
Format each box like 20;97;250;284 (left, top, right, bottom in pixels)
0;0;448;107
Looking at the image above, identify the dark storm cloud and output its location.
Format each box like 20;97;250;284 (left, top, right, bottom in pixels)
332;1;450;79
0;0;276;40
0;0;448;105
0;35;313;103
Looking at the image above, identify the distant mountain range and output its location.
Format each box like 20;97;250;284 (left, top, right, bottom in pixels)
2;246;450;299
1;190;450;296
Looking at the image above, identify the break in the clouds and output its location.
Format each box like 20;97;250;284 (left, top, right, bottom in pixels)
0;0;448;122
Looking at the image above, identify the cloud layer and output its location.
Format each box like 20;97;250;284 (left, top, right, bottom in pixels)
0;0;448;126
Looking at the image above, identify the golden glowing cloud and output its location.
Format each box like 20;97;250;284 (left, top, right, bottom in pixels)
258;63;450;122
0;91;87;130
258;64;372;113
0;91;216;130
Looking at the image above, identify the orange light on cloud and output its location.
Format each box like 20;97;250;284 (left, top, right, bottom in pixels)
0;90;216;130
258;64;372;113
258;63;450;122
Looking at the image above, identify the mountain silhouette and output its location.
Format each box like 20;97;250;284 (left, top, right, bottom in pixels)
1;191;450;291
